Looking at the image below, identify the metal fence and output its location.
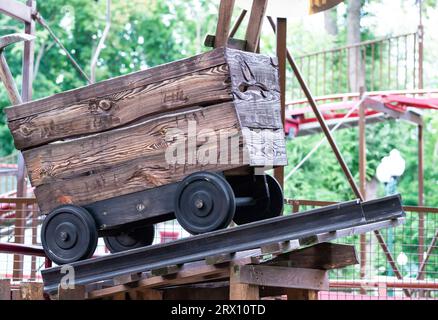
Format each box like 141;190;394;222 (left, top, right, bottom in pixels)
289;32;421;100
0;153;18;197
286;199;438;300
1;197;436;300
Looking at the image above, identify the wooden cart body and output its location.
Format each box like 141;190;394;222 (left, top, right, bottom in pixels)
6;48;286;231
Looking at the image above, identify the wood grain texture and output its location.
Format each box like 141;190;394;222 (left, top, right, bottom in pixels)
225;48;282;129
229;264;259;300
33;103;244;213
25;102;240;187
244;0;268;52
5;47;227;121
9;64;232;150
266;243;359;270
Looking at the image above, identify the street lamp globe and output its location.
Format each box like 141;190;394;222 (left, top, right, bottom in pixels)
376;149;405;183
376;156;391;183
389;149;406;177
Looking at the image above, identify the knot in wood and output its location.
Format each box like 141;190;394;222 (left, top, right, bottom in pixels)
98;100;113;111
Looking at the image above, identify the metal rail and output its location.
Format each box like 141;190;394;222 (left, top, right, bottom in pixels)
42;195;404;294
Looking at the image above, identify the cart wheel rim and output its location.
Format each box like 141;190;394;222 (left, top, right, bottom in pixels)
175;172;235;235
41;205;97;265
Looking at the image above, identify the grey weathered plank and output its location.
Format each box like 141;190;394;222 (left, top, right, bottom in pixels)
236;265;329;291
24;102;240;187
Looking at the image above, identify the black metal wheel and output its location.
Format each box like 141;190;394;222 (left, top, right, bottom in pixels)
104;224;155;253
174;172;236;235
41;205;98;265
232;174;284;225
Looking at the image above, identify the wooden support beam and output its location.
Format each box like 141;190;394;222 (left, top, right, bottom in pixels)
215;0;235;48
274;17;287;189
244;0;268;52
206;252;236;265
204;35;247;50
286;288;319;300
229;264;259;300
264;243;359;270
0;0;33;23
236;265;329;291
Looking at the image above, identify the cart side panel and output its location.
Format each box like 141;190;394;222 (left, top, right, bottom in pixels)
31;102;247;213
225;48;287;167
6;48;230;150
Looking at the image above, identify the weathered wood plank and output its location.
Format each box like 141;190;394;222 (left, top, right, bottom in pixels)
32;103;244;213
236;265;329;291
6;47;227;121
265;243;359;270
9;65;232;150
225;49;282;129
25;102;240;187
204;34;247;50
215;0;235;48
242;128;287;167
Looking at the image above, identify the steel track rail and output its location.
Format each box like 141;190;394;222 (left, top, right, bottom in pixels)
42;195;404;294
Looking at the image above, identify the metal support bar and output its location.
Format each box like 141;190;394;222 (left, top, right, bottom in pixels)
214;0;235;48
0;0;32;23
42;195;404;294
417;228;438;280
358;91;367;284
267;16;364;201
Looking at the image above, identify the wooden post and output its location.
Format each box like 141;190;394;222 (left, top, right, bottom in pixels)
274;17;287;190
229;264;259;300
215;0;235;48
286;289;319;300
0;279;11;300
244;0;268;52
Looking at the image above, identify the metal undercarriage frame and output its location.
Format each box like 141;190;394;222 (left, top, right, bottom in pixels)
42;194;405;294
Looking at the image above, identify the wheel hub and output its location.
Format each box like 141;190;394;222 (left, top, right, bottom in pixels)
190;191;213;217
54;222;78;250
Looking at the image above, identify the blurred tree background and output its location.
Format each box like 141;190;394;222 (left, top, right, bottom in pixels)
0;0;436;208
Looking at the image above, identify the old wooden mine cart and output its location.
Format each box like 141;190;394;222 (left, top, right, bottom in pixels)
5;47;287;265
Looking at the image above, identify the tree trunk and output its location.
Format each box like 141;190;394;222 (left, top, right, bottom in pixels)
347;0;365;92
324;8;338;36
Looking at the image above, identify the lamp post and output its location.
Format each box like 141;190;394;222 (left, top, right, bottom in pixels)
376;149;405;295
